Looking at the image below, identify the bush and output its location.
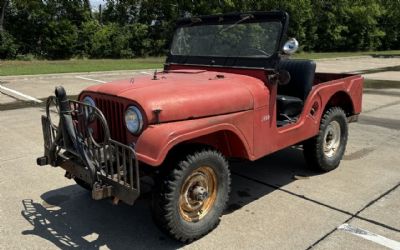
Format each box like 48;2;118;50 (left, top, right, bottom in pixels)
40;19;79;59
90;23;130;58
125;23;151;57
89;23;150;58
76;20;102;57
15;53;36;61
2;0;400;58
120;48;134;58
0;31;18;59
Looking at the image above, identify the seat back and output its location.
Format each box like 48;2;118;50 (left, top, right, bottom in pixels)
278;59;316;100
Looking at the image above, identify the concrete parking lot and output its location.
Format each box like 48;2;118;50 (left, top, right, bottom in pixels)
0;56;399;249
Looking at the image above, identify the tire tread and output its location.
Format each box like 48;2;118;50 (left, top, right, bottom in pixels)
152;149;230;243
303;107;348;172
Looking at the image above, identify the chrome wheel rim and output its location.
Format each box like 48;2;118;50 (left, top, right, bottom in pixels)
179;166;217;222
323;120;341;158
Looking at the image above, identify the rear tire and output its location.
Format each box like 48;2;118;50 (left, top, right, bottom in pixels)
151;149;231;243
303;107;348;172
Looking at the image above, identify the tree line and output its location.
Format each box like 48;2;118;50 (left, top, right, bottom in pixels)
0;0;399;60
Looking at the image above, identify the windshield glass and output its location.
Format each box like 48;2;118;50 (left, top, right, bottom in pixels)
170;21;282;57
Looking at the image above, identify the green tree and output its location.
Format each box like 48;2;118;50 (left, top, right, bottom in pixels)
3;0;92;59
77;19;102;57
344;0;385;51
41;19;79;59
0;31;17;58
90;23;132;58
311;0;385;51
0;0;8;32
380;0;400;50
1;0;399;59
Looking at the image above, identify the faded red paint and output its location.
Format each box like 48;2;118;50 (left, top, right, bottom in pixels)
85;70;267;124
81;65;363;167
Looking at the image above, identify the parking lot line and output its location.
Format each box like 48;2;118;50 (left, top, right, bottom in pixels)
0;84;43;103
75;76;107;83
338;224;400;250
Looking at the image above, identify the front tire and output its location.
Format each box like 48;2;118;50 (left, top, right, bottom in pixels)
303;107;348;172
152;149;231;243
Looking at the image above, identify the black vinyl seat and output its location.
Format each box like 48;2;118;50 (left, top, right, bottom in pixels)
277;59;316;119
277;95;304;117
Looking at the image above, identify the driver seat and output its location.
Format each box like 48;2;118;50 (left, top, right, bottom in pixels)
277;59;316;121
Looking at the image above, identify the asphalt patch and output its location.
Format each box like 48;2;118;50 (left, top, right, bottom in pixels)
358;115;400;130
0;95;78;111
344;148;376;161
364;100;400;113
364;79;400;89
354;65;400;75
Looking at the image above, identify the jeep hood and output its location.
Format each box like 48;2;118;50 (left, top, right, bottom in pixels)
84;70;265;124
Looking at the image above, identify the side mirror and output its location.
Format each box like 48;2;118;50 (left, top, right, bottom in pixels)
282;38;299;55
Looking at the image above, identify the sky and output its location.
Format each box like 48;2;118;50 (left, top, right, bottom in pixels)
90;0;106;8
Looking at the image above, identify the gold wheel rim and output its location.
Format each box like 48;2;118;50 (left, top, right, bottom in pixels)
179;166;218;222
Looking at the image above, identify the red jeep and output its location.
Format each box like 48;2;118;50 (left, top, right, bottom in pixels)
37;11;363;242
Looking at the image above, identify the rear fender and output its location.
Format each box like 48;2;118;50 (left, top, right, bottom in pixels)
135;111;254;166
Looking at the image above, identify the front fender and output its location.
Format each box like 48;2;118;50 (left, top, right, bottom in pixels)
135;111;254;166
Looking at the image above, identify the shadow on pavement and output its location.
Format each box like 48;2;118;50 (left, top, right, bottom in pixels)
226;147;321;213
21;189;182;249
370;54;400;59
20;147;320;249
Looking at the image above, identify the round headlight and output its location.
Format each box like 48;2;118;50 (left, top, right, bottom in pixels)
83;96;95;107
125;106;143;134
82;96;96;119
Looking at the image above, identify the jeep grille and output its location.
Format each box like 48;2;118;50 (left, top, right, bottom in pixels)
94;97;127;144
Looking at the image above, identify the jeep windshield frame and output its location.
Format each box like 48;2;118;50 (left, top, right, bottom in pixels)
166;11;289;70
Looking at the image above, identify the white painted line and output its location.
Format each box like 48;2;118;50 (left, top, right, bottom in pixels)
75;76;106;83
338;224;400;250
140;71;152;75
0;84;43;103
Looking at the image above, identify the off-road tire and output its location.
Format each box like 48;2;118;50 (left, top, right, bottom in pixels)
74;177;92;191
151;150;231;243
303;107;348;172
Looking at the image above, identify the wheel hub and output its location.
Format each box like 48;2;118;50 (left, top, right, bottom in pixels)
323;120;341;158
179;166;217;222
190;185;209;202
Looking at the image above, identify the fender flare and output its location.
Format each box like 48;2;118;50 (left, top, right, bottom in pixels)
135;116;253;166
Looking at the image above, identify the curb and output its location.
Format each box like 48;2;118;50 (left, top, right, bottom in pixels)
0;68;161;79
314;56;372;61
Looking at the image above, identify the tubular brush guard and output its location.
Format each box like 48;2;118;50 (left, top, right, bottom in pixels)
37;86;140;205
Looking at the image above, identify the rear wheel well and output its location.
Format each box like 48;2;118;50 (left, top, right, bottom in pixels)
325;91;354;117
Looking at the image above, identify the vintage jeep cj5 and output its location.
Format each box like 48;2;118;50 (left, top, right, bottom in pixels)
37;11;363;242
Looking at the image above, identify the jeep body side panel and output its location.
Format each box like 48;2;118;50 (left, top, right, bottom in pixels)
135;110;255;166
135;65;363;166
252;74;363;158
